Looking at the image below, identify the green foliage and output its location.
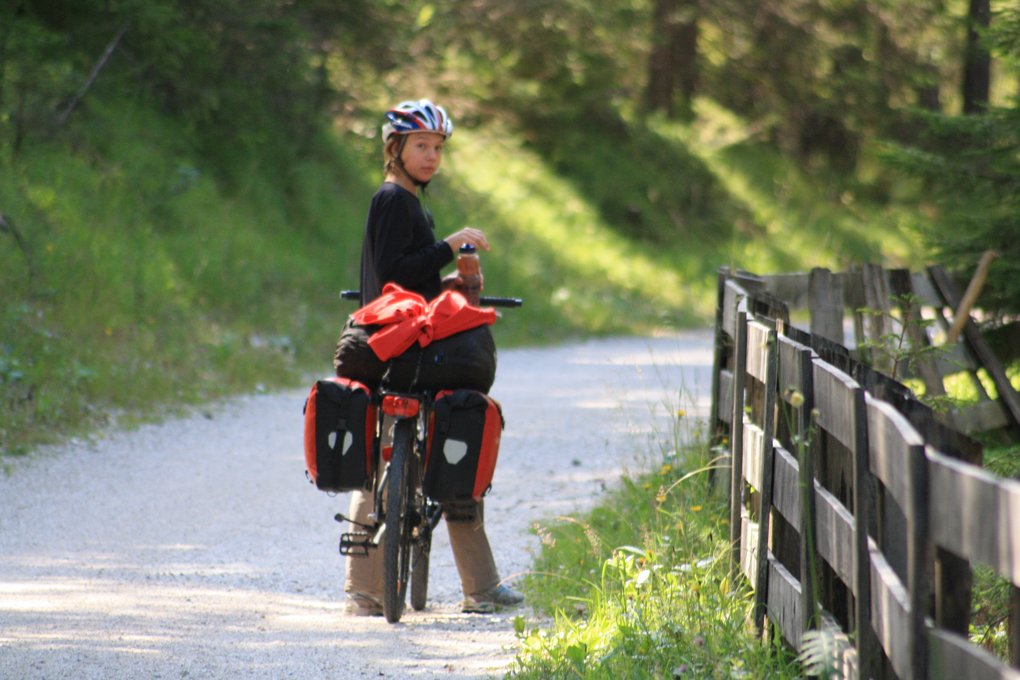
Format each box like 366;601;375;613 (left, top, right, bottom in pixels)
881;103;1020;314
855;294;944;378
875;6;1020;315
0;99;369;454
970;563;1015;662
0;0;972;456
798;628;855;680
519;104;739;249
654;100;920;271
0;0;348;172
510;437;801;679
444;128;712;334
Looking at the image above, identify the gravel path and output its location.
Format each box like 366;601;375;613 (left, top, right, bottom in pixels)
0;332;713;679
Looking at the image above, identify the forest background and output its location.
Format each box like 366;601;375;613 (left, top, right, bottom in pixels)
2;0;1019;456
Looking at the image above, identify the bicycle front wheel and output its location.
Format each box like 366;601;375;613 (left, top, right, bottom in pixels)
383;418;414;623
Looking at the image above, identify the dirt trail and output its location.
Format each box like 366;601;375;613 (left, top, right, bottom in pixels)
0;333;713;679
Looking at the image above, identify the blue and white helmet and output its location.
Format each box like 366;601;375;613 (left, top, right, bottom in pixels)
382;99;454;141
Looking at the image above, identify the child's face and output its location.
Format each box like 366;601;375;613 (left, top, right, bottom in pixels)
400;132;445;183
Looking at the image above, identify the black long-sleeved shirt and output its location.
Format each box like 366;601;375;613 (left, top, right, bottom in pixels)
358;182;454;305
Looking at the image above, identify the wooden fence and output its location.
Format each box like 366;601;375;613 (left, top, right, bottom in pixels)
748;264;1020;439
710;266;1020;680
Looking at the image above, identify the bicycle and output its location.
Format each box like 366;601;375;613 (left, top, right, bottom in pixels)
334;289;521;623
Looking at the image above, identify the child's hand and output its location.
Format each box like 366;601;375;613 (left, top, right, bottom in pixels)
444;227;490;252
441;272;463;291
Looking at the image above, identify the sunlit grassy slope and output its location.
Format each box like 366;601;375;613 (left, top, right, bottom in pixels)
1;97;920;456
651;99;922;272
441;128;710;338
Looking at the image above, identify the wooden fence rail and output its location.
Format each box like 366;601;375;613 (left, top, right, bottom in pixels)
710;267;1020;680
748;264;1020;439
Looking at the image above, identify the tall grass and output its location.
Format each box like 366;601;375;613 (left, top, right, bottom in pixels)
509;408;801;679
0;101;370;455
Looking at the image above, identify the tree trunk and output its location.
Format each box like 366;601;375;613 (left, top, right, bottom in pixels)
962;0;991;114
645;0;699;117
676;13;698;102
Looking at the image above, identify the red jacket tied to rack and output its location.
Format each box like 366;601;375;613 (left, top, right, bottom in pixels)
351;283;497;362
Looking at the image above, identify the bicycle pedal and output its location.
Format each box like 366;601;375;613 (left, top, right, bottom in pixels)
339;532;373;557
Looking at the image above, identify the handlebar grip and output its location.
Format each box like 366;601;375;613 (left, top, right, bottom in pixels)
339;290;361;301
479;296;524;308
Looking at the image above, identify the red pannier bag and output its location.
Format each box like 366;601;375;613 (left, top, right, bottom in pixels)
424;389;504;502
303;377;376;492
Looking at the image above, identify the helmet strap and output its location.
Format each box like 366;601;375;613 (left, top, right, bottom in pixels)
393;135;431;191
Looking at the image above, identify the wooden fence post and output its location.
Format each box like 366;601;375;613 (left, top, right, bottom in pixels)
730;309;749;577
752;322;779;633
709;268;728;444
808;267;844;344
709;268;730;494
795;347;819;635
866;399;930;680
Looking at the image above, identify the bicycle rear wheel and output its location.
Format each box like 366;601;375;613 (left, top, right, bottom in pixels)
383;418;414;623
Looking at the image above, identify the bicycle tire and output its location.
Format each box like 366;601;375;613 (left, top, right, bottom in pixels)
410;533;430;611
409;452;430;611
383;419;414;623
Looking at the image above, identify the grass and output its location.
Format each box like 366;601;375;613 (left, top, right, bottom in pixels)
508;405;801;679
0;101;369;456
444;128;711;335
651;99;924;272
2;89;924;458
504;307;1020;678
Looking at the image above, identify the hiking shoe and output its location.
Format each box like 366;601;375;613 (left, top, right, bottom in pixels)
345;591;383;617
461;584;524;614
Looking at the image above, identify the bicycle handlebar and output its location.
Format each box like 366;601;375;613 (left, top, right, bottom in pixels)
339;290;523;308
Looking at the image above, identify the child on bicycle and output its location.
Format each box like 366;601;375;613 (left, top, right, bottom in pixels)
344;98;523;616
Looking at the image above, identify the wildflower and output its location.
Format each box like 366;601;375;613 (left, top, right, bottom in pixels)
789;390;805;408
676;409;686;418
659;463;673;476
690;505;702;512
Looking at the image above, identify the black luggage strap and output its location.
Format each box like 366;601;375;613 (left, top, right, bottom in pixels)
321;379;356;431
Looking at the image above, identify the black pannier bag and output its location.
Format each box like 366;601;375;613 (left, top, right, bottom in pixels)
424;389;504;502
333;318;497;393
303;377;376;492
